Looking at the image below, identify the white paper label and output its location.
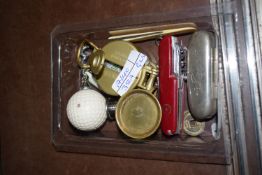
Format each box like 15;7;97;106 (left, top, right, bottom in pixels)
112;50;147;96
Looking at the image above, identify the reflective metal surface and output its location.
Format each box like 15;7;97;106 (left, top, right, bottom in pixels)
242;0;262;172
215;1;248;174
187;31;218;121
115;89;161;139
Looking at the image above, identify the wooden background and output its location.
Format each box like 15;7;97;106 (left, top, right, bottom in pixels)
0;0;228;174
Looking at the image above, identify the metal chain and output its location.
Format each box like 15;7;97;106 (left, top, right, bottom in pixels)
81;69;90;88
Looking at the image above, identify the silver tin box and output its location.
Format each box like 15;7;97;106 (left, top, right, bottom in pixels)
187;31;218;121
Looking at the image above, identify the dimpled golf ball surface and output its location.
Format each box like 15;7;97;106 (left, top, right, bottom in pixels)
66;89;107;131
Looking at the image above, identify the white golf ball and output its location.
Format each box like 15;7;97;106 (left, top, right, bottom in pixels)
66;89;107;131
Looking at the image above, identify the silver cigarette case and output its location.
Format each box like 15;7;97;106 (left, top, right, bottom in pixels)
187;31;218;121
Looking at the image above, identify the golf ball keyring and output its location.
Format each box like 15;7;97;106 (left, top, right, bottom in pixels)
66;88;107;131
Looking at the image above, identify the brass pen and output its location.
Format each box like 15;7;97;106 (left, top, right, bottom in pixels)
108;22;197;42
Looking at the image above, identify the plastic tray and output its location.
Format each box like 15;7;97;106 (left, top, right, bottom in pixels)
51;2;233;164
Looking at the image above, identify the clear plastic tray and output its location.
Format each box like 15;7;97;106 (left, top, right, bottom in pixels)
51;2;233;164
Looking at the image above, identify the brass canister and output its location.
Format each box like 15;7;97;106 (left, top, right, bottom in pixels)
77;40;158;96
92;40;141;96
115;89;162;139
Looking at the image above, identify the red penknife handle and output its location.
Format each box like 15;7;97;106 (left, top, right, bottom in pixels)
159;36;179;135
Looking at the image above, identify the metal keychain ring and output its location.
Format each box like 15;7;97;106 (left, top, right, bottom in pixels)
76;39;99;69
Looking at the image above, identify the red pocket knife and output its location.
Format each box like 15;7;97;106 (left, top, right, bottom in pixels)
159;36;186;135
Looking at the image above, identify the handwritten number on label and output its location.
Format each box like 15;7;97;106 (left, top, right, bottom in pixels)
112;50;147;96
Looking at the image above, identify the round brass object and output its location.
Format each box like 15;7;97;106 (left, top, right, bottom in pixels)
76;39;99;69
95;40;141;96
116;89;162;139
183;110;205;136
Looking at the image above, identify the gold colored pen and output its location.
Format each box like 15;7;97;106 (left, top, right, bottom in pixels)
108;22;197;42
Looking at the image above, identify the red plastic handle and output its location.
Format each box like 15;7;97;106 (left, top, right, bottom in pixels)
159;36;179;135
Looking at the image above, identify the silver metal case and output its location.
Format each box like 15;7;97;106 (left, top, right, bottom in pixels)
187;31;218;121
